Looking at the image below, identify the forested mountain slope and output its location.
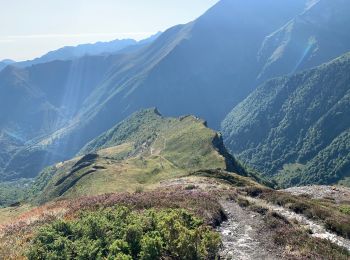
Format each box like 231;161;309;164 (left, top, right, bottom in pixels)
222;52;350;187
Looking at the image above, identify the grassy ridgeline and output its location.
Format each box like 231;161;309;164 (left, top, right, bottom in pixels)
31;109;238;204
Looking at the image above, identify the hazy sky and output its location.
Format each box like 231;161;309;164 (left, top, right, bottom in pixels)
0;0;218;61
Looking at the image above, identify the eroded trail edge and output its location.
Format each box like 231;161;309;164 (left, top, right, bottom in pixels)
218;200;282;260
247;197;350;252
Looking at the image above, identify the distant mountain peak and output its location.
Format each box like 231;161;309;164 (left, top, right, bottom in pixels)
2;32;161;71
0;59;15;64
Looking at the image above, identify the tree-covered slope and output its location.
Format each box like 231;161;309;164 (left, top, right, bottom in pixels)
222;52;350;187
32;109;246;203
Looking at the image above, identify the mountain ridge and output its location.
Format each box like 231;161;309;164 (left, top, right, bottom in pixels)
2;0;350;183
1;33;161;72
30;108;250;204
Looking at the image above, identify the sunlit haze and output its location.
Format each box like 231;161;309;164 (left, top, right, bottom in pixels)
0;0;218;61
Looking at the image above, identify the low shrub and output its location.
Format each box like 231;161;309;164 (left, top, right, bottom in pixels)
325;218;350;239
184;184;197;190
27;206;221;259
237;197;250;208
249;205;268;215
287;202;309;214
135;186;144;193
244;187;263;197
339;205;350;215
267;211;289;227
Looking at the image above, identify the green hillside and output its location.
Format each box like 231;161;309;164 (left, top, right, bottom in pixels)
222;52;350;187
32;109;244;204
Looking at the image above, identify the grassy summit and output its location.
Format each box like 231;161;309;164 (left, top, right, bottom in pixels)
32;109;240;203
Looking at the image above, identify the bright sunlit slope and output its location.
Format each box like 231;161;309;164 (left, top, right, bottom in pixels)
31;108;247;204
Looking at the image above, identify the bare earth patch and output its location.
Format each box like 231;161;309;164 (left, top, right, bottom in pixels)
219;200;283;260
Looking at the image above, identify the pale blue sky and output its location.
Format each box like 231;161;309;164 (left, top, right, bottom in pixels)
0;0;218;61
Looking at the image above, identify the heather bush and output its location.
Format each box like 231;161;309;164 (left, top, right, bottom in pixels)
27;206;221;259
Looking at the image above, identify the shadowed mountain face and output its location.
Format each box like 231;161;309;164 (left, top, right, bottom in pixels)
0;56;118;180
222;52;350;187
256;0;350;83
85;0;309;129
1;0;350;181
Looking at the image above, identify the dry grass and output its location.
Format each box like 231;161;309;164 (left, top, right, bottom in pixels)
264;211;350;259
0;205;33;226
244;188;350;239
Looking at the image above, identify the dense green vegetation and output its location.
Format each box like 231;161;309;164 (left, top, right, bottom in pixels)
223;52;350;187
0;185;225;258
27;166;58;199
27;207;221;260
